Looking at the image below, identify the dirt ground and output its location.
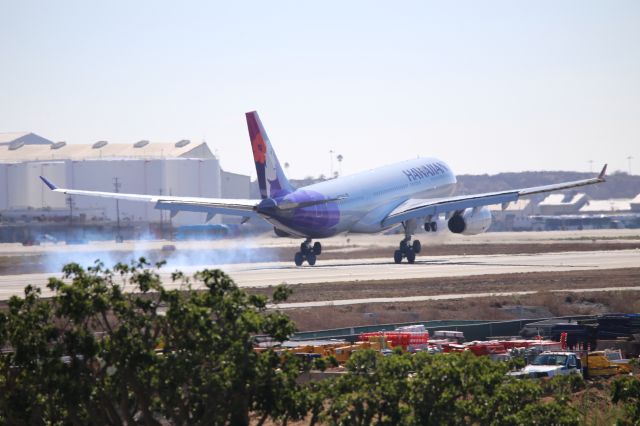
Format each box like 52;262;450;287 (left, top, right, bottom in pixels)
245;268;640;330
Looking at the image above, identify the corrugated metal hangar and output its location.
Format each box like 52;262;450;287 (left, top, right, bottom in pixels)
0;132;251;226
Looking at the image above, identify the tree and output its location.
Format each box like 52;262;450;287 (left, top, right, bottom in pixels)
0;259;301;425
316;350;580;426
611;376;640;425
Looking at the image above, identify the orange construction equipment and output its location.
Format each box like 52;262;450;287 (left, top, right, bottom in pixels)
359;331;429;349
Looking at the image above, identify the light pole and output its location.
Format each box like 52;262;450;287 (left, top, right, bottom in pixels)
627;156;633;175
329;150;334;178
587;160;593;173
337;154;343;176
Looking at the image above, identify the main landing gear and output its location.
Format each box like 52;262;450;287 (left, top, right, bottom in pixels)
394;238;421;264
424;221;437;232
294;239;322;266
394;218;421;264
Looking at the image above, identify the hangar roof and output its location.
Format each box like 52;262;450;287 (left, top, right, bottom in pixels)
0;132;54;146
0;139;215;162
538;193;588;206
579;199;631;213
489;199;531;212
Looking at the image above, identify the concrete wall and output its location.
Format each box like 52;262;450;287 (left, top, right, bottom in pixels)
5;161;67;209
66;158;222;225
0;163;8;210
221;170;251;199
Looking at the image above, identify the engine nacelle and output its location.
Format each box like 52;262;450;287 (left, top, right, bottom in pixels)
447;206;492;235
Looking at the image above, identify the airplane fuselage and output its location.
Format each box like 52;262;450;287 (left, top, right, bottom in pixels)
257;157;457;238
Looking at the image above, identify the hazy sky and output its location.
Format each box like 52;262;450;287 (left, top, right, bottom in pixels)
1;1;638;179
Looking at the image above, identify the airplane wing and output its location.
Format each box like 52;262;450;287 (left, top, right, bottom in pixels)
39;176;260;219
381;164;607;227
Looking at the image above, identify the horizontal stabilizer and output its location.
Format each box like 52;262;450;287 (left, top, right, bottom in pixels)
39;176;261;219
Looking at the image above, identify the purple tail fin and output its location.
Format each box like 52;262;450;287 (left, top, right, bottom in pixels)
246;111;293;199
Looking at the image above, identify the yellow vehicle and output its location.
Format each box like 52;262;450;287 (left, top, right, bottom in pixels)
586;351;631;377
334;345;361;364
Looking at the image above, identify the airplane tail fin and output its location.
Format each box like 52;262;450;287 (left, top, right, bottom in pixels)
246;111;294;199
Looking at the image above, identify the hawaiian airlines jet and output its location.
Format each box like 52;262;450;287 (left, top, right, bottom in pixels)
40;111;607;266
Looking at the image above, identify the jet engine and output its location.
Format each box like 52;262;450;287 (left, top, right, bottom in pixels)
447;206;492;235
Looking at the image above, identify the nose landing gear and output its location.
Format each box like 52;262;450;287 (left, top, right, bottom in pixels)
294;239;322;266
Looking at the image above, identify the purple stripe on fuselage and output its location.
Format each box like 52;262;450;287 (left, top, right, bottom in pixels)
272;190;340;238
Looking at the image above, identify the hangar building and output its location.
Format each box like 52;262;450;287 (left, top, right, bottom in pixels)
0;132;251;226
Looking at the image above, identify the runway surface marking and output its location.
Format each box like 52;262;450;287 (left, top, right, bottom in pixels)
0;249;638;301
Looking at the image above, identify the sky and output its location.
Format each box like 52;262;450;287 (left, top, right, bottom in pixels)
1;1;638;180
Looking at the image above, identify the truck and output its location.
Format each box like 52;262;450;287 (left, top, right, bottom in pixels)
585;350;631;377
509;351;582;379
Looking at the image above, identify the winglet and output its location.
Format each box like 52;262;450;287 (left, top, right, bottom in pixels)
598;164;608;181
39;176;58;190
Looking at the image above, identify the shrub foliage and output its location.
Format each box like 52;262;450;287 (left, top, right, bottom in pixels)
0;260;637;425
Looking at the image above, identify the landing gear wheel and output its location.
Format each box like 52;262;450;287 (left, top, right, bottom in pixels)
424;223;431;232
412;240;421;254
400;240;409;251
307;253;317;266
430;222;437;232
394;250;403;264
406;250;416;264
295;239;321;266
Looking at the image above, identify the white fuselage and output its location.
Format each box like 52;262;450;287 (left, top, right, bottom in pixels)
269;157;457;237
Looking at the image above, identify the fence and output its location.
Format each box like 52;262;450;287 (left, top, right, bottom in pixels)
291;315;596;343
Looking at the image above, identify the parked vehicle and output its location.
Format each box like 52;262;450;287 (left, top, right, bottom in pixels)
585;350;631;377
509;351;582;378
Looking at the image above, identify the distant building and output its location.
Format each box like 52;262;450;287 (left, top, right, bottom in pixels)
579;199;632;215
0;134;250;226
0;132;53;147
631;194;640;213
490;199;537;231
537;193;589;215
221;170;251;199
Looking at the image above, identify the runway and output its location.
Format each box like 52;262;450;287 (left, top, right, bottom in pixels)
0;249;638;301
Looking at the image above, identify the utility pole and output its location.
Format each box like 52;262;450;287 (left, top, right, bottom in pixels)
159;188;164;240
66;196;74;227
169;188;173;237
66;195;74;242
337;154;343;176
113;177;122;242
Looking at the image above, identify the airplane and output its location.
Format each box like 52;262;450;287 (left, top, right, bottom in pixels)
40;111;607;266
